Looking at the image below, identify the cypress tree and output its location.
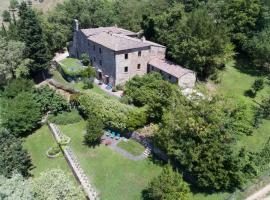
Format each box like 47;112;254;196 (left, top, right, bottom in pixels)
17;2;50;75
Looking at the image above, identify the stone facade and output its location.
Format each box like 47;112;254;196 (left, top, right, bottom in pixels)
69;21;196;88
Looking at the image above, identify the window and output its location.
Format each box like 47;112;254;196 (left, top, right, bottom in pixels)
138;51;141;57
99;48;102;54
93;45;96;51
137;64;141;70
99;60;102;66
124;66;128;72
94;57;96;62
169;75;172;80
90;59;92;65
152;66;154;70
125;53;128;59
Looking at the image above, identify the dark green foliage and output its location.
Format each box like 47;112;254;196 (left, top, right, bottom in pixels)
126;107;147;132
1;92;42;136
246;78;265;97
2;10;11;22
255;95;270;125
252;78;264;92
123;72;173;122
48;109;82;125
257;138;270;170
142;5;232;78
244;27;270;70
17;2;50;73
81;53;90;66
144;164;191;200
154;96;256;191
84;114;104;145
78;92;146;132
80;66;96;89
34;86;69;114
4;78;34;98
0;129;32;177
221;0;262;48
9;0;19;9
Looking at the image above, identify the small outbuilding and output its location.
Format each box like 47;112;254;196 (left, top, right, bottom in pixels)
148;58;196;88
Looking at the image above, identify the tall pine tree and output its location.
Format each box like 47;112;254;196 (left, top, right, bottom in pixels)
17;2;50;75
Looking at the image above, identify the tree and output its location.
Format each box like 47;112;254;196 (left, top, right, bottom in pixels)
32;169;84;200
80;66;96;89
81;53;90;66
252;78;264;93
3;78;34;98
244;27;270;70
34;86;69;114
0;173;33;200
17;2;50;74
0;129;32;177
1;92;42;136
144;164;191;200
9;0;19;10
0;38;31;84
221;0;263;49
142;5;233;78
154;96;256;191
2;10;11;22
84;114;104;145
123;72;175;122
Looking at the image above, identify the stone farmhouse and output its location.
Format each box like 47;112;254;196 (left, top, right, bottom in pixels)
69;20;196;88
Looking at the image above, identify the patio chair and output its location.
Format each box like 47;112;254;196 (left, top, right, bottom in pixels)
116;133;120;140
110;132;115;138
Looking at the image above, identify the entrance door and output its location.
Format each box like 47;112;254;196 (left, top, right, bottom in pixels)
105;76;110;84
98;72;102;80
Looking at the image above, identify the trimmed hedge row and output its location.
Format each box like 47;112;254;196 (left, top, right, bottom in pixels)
77;93;147;132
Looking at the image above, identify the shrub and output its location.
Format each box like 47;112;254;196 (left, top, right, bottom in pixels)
252;78;264;91
1;92;42;136
77;93;147;132
34;86;69;114
4;78;34;98
48;109;82;125
0;129;32;177
47;146;61;157
84;115;104;145
81;53;90;66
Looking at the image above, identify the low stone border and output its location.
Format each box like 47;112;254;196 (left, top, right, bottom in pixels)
48;123;99;200
46;147;61;158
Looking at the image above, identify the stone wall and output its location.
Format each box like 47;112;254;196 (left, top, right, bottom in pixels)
115;47;150;85
178;72;196;88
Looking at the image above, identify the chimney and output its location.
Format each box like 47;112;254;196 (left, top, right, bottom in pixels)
73;19;79;31
141;36;146;42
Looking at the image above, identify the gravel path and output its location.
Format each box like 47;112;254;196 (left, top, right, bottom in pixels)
245;184;270;200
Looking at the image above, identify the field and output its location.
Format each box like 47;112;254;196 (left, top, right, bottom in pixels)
0;0;63;22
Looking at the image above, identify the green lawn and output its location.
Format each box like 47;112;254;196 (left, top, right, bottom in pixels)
209;63;270;152
59;58;85;77
58;121;163;200
23;125;72;177
117;139;145;156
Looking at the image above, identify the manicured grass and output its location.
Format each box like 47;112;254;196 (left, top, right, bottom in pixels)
23;125;72;177
59;58;85;76
58;121;163;200
117;139;145;156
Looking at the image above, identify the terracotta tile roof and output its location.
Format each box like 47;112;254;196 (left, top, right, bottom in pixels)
149;58;195;78
81;27;137;37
